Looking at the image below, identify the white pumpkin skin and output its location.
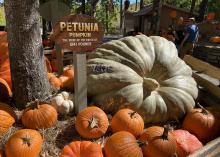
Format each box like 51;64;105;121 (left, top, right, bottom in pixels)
87;35;198;123
51;91;74;115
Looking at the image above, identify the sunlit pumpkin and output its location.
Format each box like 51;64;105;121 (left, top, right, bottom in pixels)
22;102;57;129
48;73;62;89
0;102;16;135
139;125;177;157
171;129;203;157
111;108;144;137
183;107;220;143
210;36;220;43
0;78;12;101
60;141;103;157
87;35;198;123
75;106;109;139
5;129;43;157
104;131;143;157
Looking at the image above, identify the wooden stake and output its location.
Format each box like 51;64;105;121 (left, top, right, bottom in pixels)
73;53;87;113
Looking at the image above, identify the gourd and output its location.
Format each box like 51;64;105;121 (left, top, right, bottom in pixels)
87;35;198;123
0;78;12;101
139;125;177;157
111;108;144;137
104;131;143;157
171;129;203;157
0;102;16;135
5;129;43;157
75;106;109;139
22;101;58;129
51;91;74;115
59;65;74;91
60;141;103;157
183;106;220;143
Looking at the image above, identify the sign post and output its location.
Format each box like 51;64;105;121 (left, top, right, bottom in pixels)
51;14;104;113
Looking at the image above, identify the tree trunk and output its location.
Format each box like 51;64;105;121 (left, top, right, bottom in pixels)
5;0;51;108
140;0;144;9
190;0;196;15
197;0;209;22
151;0;162;34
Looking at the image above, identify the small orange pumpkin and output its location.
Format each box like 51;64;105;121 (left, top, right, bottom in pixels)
59;76;74;91
60;141;103;157
48;73;62;89
63;65;74;78
139;125;177;157
75;106;109;139
0;102;16;135
171;129;203;157
5;129;43;157
22;102;58;129
0;149;4;157
0;78;12;101
210;36;220;43
111;108;144;137
183;107;220;143
104;131;143;157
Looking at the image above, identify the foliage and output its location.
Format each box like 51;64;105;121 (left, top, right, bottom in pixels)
0;7;5;26
71;0;119;34
208;0;220;20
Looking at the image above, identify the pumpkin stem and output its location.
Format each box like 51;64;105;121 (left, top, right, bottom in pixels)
129;111;137;118
161;124;171;140
89;117;99;129
197;103;208;115
137;140;147;147
143;78;160;92
21;136;31;147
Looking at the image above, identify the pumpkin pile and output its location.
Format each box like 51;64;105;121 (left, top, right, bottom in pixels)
0;35;220;157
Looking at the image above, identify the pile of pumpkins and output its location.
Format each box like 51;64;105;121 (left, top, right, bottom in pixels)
1;98;220;157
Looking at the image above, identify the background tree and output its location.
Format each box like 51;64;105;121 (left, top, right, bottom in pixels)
5;0;51;108
190;0;196;15
197;0;209;22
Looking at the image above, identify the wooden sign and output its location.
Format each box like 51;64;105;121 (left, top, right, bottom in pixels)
51;14;104;113
50;14;104;52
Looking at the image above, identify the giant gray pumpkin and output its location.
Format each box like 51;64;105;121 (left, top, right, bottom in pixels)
87;35;198;123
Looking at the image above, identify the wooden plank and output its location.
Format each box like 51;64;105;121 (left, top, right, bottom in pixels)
183;55;220;80
73;53;87;113
193;73;220;99
189;136;220;157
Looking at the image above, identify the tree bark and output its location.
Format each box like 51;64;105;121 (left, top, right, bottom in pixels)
197;0;209;22
5;0;51;108
190;0;196;15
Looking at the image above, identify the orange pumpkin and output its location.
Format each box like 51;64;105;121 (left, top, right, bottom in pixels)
59;76;74;91
22;102;57;129
75;106;109;139
111;108;144;137
63;65;74;78
0;32;12;89
210;36;220;43
0;78;12;101
60;141;103;157
0;149;4;157
5;129;43;157
183;107;220;143
0;102;16;135
171;129;203;157
139;126;177;157
104;131;143;157
48;73;62;89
